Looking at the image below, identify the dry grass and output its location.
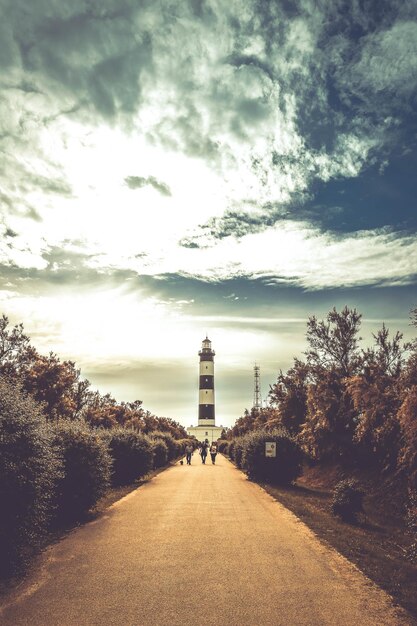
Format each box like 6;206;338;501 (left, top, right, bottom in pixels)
263;464;417;622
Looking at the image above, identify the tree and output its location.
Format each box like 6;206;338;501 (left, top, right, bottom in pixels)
0;314;31;377
305;306;362;377
0;378;61;574
84;392;120;428
229;408;258;438
397;386;417;491
298;307;363;461
299;369;356;461
346;325;409;468
269;359;309;435
22;352;81;420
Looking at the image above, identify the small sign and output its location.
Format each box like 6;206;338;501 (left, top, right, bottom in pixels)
265;442;276;458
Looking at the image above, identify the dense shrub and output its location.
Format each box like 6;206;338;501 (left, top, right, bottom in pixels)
331;478;364;523
405;490;417;563
52;421;111;523
397;386;417;491
149;437;169;468
0;380;61;574
103;427;153;485
228;440;235;460
176;438;194;454
217;440;229;454
150;430;178;461
234;437;245;469
242;428;303;485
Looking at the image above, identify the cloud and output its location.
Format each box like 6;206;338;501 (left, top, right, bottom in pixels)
144;223;417;290
2;0;415;208
1;0;417;294
124;175;171;196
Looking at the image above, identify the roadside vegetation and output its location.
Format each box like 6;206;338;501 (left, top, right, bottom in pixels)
0;314;195;578
222;305;417;619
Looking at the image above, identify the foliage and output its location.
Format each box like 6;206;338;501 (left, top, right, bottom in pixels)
397;386;417;491
305;306;362;377
0;314;31;378
102;427;154;485
140;413;189;439
149;437;169;468
0;380;61;575
227;408;257;438
22;353;82;420
0;314;188;442
241;428;303;485
51;421;111;523
84;394;144;429
235;437;246;468
299;370;356;461
228;407;276;439
331;478;364;523
217;440;229;454
149;430;179;461
176;438;194;453
405;490;417;563
269;358;309;435
346;325;408;468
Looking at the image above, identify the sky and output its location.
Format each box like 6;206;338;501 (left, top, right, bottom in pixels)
1;0;417;428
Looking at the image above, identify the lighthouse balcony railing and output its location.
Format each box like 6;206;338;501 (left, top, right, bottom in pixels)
198;349;215;358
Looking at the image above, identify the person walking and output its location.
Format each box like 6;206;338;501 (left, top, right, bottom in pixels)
185;444;193;465
209;442;218;464
200;440;208;464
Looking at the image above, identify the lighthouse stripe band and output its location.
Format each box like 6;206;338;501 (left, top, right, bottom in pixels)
199;353;214;361
199;404;215;420
199;375;214;389
199;389;214;404
200;361;214;376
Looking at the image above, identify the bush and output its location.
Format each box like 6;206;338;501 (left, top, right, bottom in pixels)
103;427;153;485
242;428;303;485
217;440;229;454
331;478;364;523
234;437;245;469
150;437;169;468
52;421;111;523
0;380;61;575
405;490;417;563
176;438;193;454
150;431;178;461
228;437;245;467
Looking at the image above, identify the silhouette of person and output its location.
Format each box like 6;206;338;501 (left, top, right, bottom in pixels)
200;440;208;464
185;444;193;465
209;443;218;464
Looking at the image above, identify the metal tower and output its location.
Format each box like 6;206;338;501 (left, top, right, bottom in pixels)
253;363;262;410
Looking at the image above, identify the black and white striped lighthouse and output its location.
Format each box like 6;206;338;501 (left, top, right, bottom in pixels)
198;336;215;426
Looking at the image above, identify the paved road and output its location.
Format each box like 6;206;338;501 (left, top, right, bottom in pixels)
0;454;413;626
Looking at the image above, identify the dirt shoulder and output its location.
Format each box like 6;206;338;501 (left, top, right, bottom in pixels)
262;464;417;621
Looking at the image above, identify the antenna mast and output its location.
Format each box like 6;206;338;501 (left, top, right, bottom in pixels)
253;363;262;411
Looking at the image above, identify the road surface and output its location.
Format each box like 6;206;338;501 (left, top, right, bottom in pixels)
0;454;412;625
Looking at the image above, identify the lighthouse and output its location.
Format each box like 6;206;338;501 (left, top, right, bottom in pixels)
198;336;215;425
187;336;224;444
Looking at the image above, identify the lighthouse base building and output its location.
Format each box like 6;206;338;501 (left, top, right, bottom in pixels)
187;336;224;444
187;425;224;444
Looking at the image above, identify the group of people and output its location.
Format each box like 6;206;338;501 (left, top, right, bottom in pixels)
185;440;217;465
